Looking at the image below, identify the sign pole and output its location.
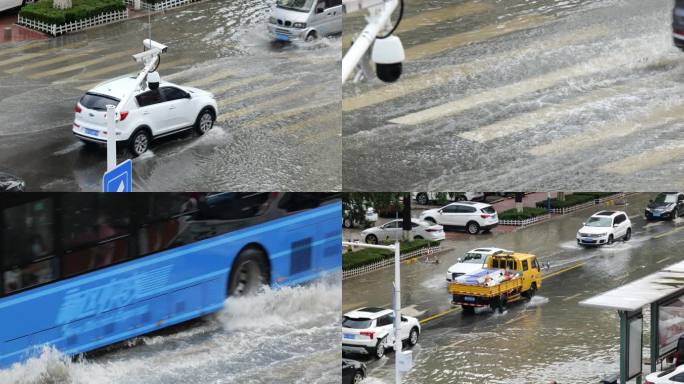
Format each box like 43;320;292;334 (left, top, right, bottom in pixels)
106;104;117;172
394;239;401;384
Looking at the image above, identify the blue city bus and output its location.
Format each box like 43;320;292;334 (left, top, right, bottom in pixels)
0;192;341;368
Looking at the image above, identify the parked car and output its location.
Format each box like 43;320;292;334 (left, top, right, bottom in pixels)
645;192;684;220
644;364;684;384
419;201;498;235
576;211;632;246
73;74;218;156
360;218;445;244
342;307;420;359
412;192;485;206
343;207;378;228
445;247;511;281
267;0;342;42
0;173;25;192
342;359;367;384
674;0;684;50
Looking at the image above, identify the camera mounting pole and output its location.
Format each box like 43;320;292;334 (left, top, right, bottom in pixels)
341;0;399;84
105;39;167;172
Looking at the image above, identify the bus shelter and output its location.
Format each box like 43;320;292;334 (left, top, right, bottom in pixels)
581;260;684;384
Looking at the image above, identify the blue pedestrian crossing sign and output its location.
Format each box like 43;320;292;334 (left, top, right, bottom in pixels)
103;159;133;192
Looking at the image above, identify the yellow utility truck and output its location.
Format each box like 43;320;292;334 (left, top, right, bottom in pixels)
448;252;542;314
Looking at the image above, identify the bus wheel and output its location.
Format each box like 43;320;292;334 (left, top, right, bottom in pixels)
228;247;270;297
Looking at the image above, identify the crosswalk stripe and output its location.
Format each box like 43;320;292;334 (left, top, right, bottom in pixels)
302;115;341;143
4;50;98;74
342;25;609;112
528;100;684;157
80;57;193;80
405;15;552;61
217;79;300;108
0;40;46;58
207;74;272;95
251;101;335;131
459;84;636;143
388;43;662;126
0;52;49;68
600;142;684;175
217;86;323;123
186;68;237;87
29;49;138;79
343;2;493;48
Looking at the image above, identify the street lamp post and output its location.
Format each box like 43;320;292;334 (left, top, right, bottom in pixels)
343;240;404;384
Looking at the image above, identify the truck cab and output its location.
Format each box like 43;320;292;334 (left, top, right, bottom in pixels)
487;252;542;294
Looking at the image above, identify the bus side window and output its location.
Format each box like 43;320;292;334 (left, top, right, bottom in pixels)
200;193;272;220
61;195;131;277
278;193;323;212
1;198;58;294
137;193;199;256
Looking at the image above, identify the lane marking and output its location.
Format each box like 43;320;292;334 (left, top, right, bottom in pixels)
29;49;137;79
389;44;665;126
504;314;527;325
0;52;49;68
79;57;193;79
528;99;684;157
562;293;582;302
599;141;684;175
342;2;494;48
4;51;98;74
405;15;552;61
419;307;461;324
542;263;584;280
217;86;323;122
249;101;335;131
302;112;342;143
342;25;608;112
0;41;47;57
653;226;684;240
657;256;673;264
217;79;300;108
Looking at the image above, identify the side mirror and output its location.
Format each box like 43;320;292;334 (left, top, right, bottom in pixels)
613;224;619;228
457;258;462;262
185;92;192;99
438;209;443;213
316;3;325;13
581;222;585;226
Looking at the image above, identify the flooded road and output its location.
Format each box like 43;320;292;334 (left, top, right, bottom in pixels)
342;0;683;190
342;193;684;383
0;0;340;191
0;279;342;384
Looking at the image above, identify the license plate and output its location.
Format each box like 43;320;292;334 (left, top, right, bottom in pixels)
343;333;355;340
85;128;99;137
654;212;661;217
582;238;595;243
463;296;475;302
276;33;290;41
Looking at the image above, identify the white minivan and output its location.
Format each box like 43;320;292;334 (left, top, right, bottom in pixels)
267;0;342;42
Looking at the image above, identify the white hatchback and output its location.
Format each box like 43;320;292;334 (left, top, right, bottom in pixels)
576;210;632;246
645;364;684;383
361;218;445;244
73;75;218;156
419;201;499;235
445;247;511;281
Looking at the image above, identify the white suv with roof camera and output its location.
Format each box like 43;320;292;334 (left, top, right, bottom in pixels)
267;0;342;42
576;210;632;246
342;307;420;359
73;73;218;156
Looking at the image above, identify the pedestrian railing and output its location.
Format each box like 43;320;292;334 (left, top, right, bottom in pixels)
18;9;129;36
548;193;626;215
343;245;443;280
499;213;551;227
127;0;201;11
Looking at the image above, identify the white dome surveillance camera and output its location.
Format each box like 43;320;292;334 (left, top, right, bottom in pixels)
372;35;405;83
147;71;161;90
143;39;168;53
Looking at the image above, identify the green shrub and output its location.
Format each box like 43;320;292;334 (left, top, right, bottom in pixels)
535;193;618;209
20;0;126;25
498;207;548;221
343;239;439;270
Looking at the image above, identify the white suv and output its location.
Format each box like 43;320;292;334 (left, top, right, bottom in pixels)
419;201;498;234
342;307;420;359
73;75;218;156
576;210;632;246
445;247;511;281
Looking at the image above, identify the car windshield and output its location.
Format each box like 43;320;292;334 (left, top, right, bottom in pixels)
276;0;314;12
342;316;372;329
461;253;484;263
80;93;120;111
585;216;612;227
655;193;677;204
